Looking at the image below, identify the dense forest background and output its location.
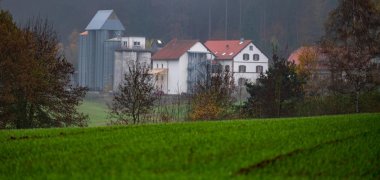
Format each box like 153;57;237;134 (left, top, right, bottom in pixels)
1;0;337;55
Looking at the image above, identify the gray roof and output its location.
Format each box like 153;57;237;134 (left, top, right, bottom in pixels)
85;10;125;31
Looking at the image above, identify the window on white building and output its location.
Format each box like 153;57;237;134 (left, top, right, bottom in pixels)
225;65;230;72
249;46;253;51
212;64;223;73
238;78;247;86
256;65;263;73
133;41;141;46
243;54;250;61
253;54;260;61
239;65;246;73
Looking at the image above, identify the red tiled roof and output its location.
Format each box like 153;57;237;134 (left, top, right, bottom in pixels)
204;40;252;60
152;39;198;60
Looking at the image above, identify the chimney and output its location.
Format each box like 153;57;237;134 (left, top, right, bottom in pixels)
239;38;244;44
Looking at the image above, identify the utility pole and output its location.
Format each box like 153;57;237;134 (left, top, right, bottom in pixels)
224;0;228;40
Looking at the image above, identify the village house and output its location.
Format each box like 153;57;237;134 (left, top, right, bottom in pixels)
151;39;213;95
204;40;269;87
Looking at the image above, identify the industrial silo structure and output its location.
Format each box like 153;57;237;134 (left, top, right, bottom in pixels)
78;10;125;91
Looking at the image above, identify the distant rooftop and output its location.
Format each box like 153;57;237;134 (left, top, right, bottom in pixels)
205;40;252;60
85;10;125;31
152;39;198;60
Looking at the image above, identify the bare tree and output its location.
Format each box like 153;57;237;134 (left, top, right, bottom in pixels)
109;63;157;124
321;0;380;113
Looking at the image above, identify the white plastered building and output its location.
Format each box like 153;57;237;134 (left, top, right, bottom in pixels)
151;39;213;95
204;40;269;86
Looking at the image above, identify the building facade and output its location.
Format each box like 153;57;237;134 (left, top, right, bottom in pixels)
151;39;213;95
103;37;150;92
113;48;152;91
204;40;269;87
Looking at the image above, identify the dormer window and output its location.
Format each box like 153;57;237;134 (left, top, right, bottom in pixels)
243;54;250;61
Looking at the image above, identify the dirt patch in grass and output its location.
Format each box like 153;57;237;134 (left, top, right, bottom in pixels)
7;131;86;141
235;131;374;176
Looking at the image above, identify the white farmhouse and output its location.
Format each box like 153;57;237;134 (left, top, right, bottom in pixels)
151;39;213;95
204;40;269;86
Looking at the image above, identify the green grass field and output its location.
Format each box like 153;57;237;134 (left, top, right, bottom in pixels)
1;114;379;179
78;100;110;127
78;100;190;126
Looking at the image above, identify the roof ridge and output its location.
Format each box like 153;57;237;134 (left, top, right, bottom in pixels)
85;10;125;31
204;40;253;60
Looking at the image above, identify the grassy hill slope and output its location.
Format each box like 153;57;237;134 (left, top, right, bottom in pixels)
1;114;379;179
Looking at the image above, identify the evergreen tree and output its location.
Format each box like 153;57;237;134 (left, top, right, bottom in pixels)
244;51;306;118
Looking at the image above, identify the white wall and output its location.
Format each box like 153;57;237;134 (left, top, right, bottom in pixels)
233;42;269;84
113;51;151;91
115;37;146;49
217;60;233;71
189;42;209;53
152;59;185;95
